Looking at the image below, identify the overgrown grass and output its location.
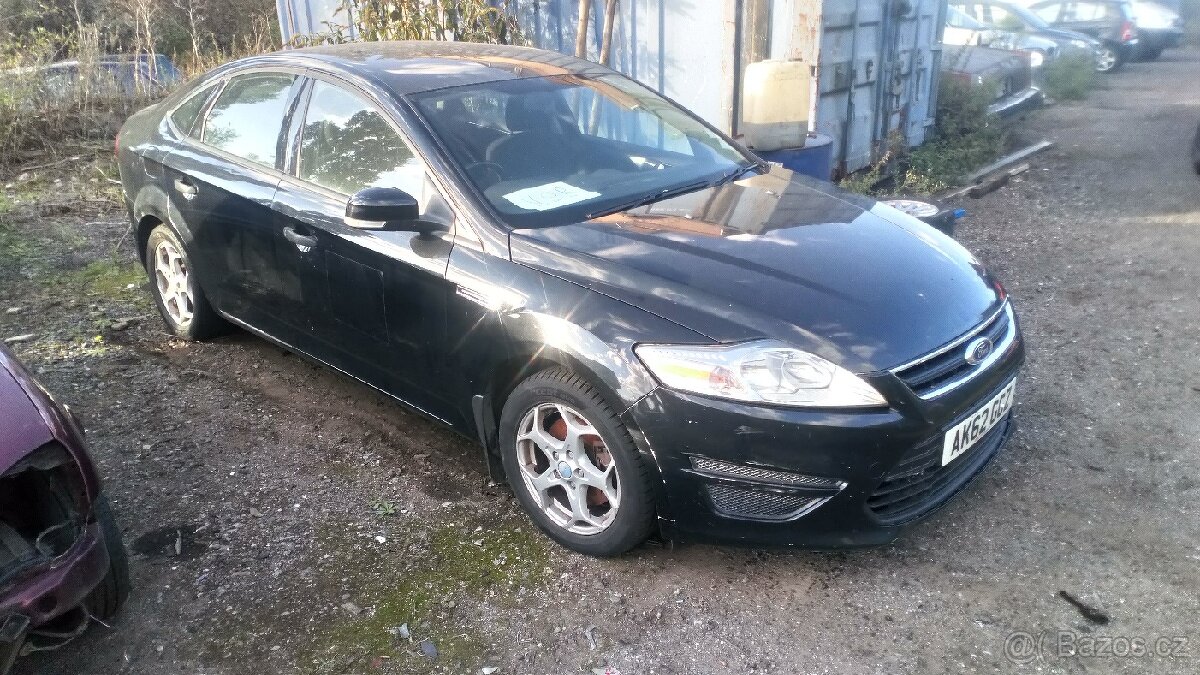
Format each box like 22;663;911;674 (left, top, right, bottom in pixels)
1040;52;1098;101
0;27;162;169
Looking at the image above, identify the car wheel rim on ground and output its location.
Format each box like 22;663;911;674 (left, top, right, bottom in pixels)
515;402;621;536
153;240;193;325
1097;48;1116;71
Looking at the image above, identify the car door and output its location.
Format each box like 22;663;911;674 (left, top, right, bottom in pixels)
270;76;461;420
163;70;305;338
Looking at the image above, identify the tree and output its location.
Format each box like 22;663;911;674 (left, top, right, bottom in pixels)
170;0;206;60
574;0;618;65
574;0;591;58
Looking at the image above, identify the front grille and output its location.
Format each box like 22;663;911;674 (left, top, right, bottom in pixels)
706;485;823;520
867;415;1011;524
893;304;1012;398
690;456;842;489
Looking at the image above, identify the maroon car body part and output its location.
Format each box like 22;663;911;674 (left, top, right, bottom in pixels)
0;345;117;674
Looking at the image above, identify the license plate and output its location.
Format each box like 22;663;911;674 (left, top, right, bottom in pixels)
941;378;1016;466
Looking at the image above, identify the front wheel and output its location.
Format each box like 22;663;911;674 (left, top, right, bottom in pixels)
499;368;655;557
84;495;130;620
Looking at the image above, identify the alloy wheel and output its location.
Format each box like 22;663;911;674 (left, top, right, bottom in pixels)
515;402;621;535
153;240;193;325
1097;47;1117;72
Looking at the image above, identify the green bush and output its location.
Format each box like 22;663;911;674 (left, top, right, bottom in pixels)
902;77;1005;193
1040;52;1097;101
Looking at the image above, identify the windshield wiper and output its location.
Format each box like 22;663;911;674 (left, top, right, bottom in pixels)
713;161;763;187
585;162;763;220
585;179;714;219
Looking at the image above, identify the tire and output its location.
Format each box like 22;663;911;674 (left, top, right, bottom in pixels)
1095;43;1122;73
499;368;655;557
1141;46;1164;61
84;495;131;621
144;224;225;340
881;196;957;237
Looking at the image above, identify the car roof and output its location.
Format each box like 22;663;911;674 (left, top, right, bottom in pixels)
247;41;612;96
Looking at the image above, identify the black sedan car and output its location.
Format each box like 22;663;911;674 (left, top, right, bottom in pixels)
116;42;1023;556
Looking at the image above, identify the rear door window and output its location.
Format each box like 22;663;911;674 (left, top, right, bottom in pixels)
170;85;215;137
201;73;296;168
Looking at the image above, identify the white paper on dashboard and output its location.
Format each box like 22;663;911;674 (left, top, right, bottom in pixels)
502;182;600;211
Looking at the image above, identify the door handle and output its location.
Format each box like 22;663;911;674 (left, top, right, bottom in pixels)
173;178;198;198
282;226;318;249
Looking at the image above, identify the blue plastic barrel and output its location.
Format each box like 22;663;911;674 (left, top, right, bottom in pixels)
755;133;835;181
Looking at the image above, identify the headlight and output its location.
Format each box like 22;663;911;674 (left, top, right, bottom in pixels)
1028;50;1045;68
635;340;887;408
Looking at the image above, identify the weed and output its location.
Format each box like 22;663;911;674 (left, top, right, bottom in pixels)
62;258;147;299
306;518;551;672
1040;52;1097;101
840;76;1007;196
371;499;398;517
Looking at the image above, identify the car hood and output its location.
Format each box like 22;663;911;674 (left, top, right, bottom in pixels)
0;351;54;475
509;168;1004;373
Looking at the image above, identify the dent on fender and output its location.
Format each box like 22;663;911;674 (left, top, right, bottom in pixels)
502;311;660;411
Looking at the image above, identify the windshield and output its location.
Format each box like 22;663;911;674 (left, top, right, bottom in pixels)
412;74;755;228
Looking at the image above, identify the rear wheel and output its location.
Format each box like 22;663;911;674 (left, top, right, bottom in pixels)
500;368;655;557
1095;43;1122;73
145;224;225;340
84;496;130;621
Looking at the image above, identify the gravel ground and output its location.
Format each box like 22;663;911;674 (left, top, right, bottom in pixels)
3;48;1199;675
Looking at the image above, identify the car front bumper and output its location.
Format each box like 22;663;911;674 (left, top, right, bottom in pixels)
0;520;109;627
625;330;1025;549
989;87;1044;118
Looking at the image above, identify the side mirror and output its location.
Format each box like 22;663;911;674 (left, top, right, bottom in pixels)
345;187;419;227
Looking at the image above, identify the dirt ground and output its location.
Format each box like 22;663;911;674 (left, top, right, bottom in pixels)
3;48;1199;675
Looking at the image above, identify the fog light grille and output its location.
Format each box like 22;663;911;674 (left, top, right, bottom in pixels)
706;485;827;520
690;457;842;488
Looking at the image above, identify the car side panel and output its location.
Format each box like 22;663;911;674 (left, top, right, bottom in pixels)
269;176;460;426
162;144;287;332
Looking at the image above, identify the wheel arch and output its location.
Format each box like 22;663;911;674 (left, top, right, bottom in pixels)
132;184;195;260
473;336;672;524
